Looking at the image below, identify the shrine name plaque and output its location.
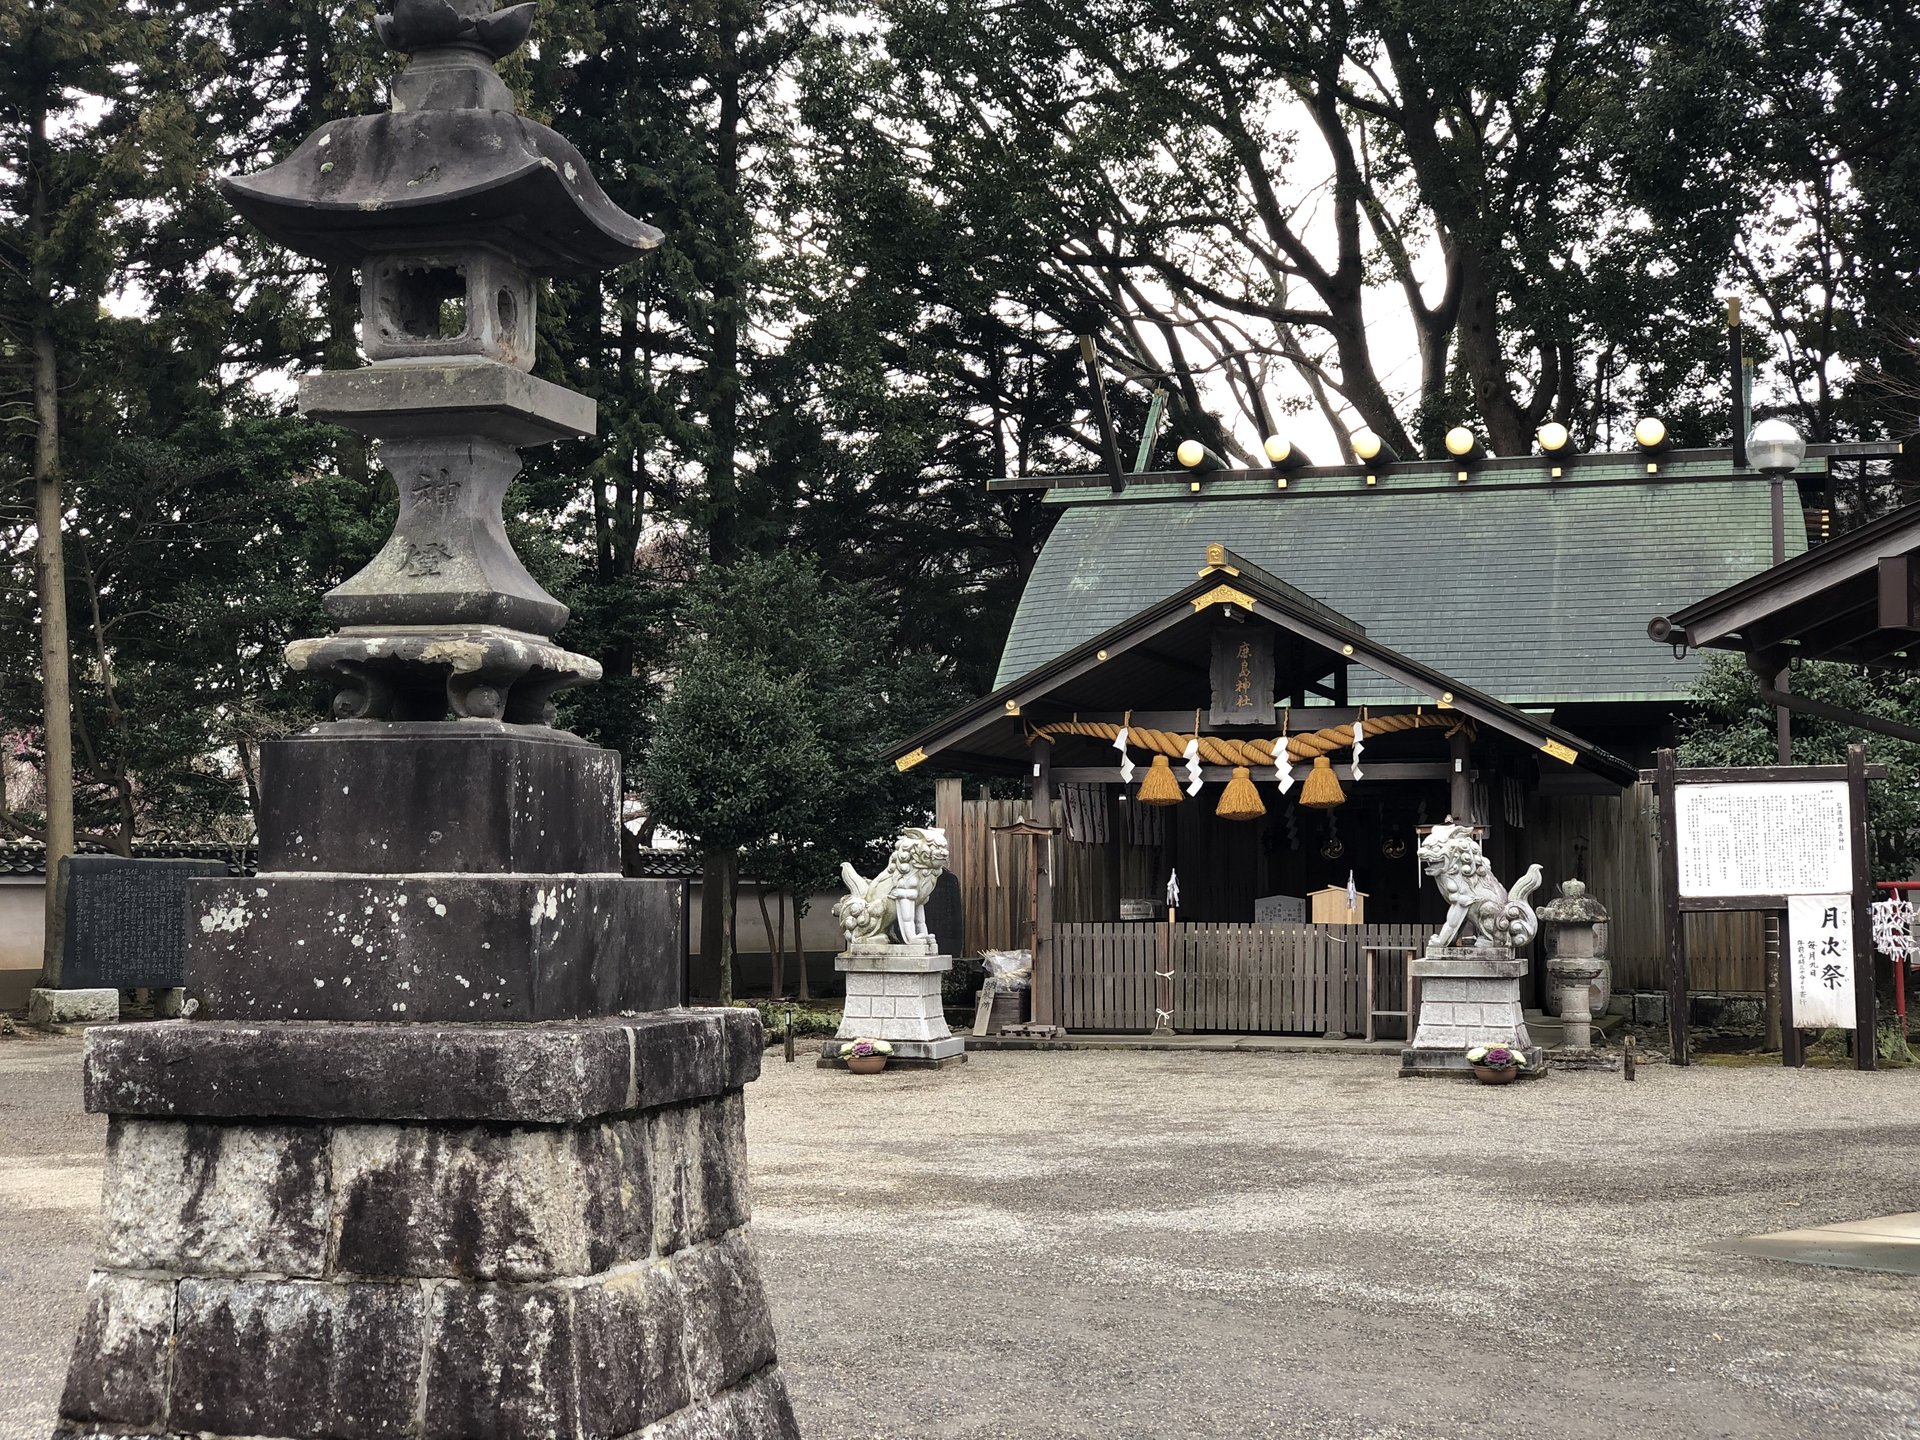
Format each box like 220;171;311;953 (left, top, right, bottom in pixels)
1674;781;1852;899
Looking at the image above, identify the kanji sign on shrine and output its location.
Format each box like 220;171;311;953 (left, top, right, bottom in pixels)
1786;893;1858;1030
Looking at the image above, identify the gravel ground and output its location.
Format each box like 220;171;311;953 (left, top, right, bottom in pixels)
0;1033;105;1440
6;1034;1920;1439
748;1049;1920;1440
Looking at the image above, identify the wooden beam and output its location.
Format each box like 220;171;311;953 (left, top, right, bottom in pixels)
1037;707;1371;731
1754;599;1882;657
1879;552;1920;630
1636;763;1890;783
1051;761;1450;784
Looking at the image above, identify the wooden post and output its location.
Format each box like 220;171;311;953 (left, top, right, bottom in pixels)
1105;786;1124;920
1778;905;1803;1067
1848;743;1878;1069
1031;739;1057;1026
935;776;964;952
1656;747;1689;1065
1156;908;1174;1034
1449;727;1472;823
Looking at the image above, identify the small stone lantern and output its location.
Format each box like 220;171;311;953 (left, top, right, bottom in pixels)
1538;878;1610;1021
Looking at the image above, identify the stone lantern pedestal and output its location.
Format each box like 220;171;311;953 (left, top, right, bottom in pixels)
823;943;966;1066
1400;945;1546;1077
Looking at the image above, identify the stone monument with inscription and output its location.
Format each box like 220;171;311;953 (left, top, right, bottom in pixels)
28;855;228;1028
1400;824;1546;1078
49;7;800;1437
825;828;966;1066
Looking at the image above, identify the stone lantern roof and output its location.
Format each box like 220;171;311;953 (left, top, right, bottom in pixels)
220;1;660;273
1537;877;1609;923
220;111;659;272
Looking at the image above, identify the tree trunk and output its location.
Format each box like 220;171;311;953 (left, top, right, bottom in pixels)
791;890;811;1002
30;122;74;985
705;10;743;565
1451;247;1528;455
756;883;782;1000
700;849;738;1005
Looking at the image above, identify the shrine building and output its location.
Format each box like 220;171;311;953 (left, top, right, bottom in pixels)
891;436;1902;1036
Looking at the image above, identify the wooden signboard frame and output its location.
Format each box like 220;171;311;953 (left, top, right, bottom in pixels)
1648;745;1880;1069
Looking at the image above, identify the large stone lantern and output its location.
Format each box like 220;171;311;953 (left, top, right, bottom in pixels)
48;6;801;1436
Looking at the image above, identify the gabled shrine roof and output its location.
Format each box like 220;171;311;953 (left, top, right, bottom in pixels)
993;452;1821;706
893;547;1639;786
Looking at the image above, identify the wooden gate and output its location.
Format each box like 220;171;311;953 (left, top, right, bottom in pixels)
1052;923;1160;1031
1053;921;1424;1035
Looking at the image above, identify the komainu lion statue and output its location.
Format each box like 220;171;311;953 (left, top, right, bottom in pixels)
834;827;949;949
1419;823;1543;949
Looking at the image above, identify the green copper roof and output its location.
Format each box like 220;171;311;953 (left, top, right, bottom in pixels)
995;461;1808;705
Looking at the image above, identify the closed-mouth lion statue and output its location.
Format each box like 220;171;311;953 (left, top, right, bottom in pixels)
1418;823;1543;949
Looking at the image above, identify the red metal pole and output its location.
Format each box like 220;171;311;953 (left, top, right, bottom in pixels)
1875;881;1913;1042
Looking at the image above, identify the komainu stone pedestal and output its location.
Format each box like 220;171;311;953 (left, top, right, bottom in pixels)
823;947;965;1066
55;1012;800;1438
1399;945;1545;1078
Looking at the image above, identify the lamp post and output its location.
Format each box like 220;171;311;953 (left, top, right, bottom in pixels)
1749;417;1806;764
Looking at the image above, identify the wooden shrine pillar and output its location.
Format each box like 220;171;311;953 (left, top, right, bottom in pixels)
1030;738;1057;1025
1449;726;1473;823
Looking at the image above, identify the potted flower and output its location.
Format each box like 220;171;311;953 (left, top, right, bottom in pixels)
1465;1043;1529;1085
840;1038;894;1074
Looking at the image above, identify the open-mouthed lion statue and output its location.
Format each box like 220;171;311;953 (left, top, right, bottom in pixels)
834;827;949;949
1419;823;1543;949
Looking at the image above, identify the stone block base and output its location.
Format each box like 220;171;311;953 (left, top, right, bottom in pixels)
51;1015;797;1439
1400;1044;1547;1078
834;948;958;1048
1407;945;1533;1054
28;988;118;1029
818;1035;967;1068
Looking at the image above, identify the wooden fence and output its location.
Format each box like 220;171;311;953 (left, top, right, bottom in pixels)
1524;782;1767;992
937;778;1773;999
1053;921;1425;1035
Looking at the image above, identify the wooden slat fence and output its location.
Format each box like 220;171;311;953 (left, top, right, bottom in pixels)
1053;921;1427;1035
1052;924;1159;1031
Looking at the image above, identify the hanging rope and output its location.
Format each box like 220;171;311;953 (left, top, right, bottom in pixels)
1030;711;1470;767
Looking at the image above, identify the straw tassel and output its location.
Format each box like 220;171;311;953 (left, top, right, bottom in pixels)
1217;765;1266;821
1136;753;1182;806
1299;754;1346;809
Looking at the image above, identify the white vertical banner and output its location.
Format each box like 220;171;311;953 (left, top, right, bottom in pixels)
1788;893;1858;1030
